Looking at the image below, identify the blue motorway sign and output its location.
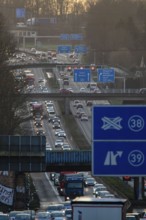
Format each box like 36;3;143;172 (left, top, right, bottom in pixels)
16;8;26;18
92;141;146;176
60;34;83;41
92;105;146;176
74;68;91;82
93;105;146;140
74;45;88;53
57;45;72;53
98;68;115;83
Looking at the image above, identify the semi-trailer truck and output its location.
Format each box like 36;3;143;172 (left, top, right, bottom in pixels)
71;197;128;220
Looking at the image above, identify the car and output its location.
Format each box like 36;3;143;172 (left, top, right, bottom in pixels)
42;87;49;93
78;111;86;119
50;172;56;181
101;193;115;198
94;186;107;196
75;108;83;118
54;173;60;186
65;209;72;220
76;103;83;109
46;143;52;150
0;213;9;220
55;138;64;148
84;177;96;187
57;131;66;138
45;100;54;106
36;128;45;136
15;213;31;220
50;217;66;220
46;204;65;213
59;88;73;94
62;201;71;210
92;88;101;93
79;87;87;93
38;78;45;83
62;144;71;150
53;122;61;129
51;116;61;124
50;210;65;219
92;183;105;194
34;118;42;127
34;113;43;120
67;88;74;93
48;115;57;123
30;48;36;53
95;190;111;198
47;108;56;116
35;211;51;220
86;100;93;106
55;128;64;136
73;100;80;107
80;114;88;121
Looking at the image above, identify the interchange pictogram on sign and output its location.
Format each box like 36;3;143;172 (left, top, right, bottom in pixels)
101;116;122;130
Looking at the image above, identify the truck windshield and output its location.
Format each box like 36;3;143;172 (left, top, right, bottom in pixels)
66;182;83;188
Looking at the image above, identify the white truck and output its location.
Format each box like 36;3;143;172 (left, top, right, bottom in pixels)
71;197;128;220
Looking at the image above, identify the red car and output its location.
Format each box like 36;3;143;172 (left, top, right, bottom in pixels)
59;88;73;94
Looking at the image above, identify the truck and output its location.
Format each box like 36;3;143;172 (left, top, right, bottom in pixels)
71;197;128;220
64;174;84;201
31;103;43;119
26;17;50;26
57;171;76;196
23;70;35;86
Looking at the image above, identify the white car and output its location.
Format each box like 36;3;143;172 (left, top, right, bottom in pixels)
35;211;51;220
55;129;64;136
80;114;88;121
55;138;64;148
57;131;66;138
79;87;87;93
62;144;71;150
93;184;107;195
46;143;52;151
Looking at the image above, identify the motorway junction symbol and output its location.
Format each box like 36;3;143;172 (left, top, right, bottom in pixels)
101;116;122;130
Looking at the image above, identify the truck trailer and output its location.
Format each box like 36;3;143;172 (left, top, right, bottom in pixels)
71;197;128;220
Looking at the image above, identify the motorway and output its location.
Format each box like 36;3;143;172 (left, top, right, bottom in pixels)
15;50;144;212
16;51;114;210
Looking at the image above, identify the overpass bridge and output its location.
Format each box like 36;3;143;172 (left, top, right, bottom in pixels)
8;61;132;78
0;135;91;172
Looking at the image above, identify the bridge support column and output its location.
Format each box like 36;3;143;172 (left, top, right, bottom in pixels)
23;37;25;49
65;98;70;115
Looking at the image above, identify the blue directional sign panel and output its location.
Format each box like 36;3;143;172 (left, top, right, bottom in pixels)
92;105;146;176
57;45;72;53
60;34;83;41
16;8;26;18
74;68;91;82
93;141;146;176
93;105;146;140
74;45;88;53
98;68;115;83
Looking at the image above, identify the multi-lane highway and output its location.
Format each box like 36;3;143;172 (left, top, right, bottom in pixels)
14;51;120;211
